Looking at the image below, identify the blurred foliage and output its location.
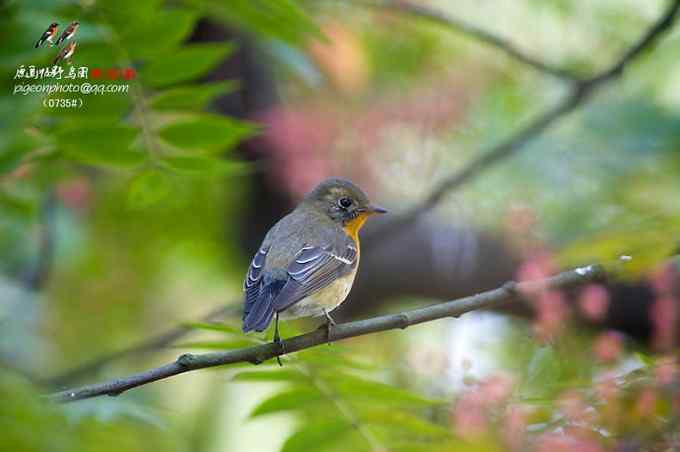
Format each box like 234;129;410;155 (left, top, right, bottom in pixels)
2;0;680;451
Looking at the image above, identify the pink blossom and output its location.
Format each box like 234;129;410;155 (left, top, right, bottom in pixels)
451;373;515;440
480;373;515;404
673;392;680;414
517;252;557;284
635;388;658;418
650;296;678;351
258;107;336;199
503;404;528;451
650;263;676;296
535;433;603;452
593;331;624;363
578;285;610;322
654;356;677;386
451;390;488;440
595;374;620;403
558;390;593;423
533;290;569;341
56;177;92;210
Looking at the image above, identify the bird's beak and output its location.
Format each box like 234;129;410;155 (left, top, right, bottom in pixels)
368;205;388;214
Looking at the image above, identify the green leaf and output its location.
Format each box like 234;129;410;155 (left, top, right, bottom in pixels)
281;419;352;452
150;81;238;111
0;191;36;218
326;373;442;406
127;169;173;209
56;125;144;168
233;369;308;382
71;43;119;69
0;147;28;175
162;156;251;175
295;348;376;370
175;340;255;350
120;9;198;59
209;0;322;46
140;43;235;87
159;115;256;152
250;388;323;417
185;321;244;335
357;407;451;438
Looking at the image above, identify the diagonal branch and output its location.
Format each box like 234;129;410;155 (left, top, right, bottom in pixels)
365;0;680;245
368;0;581;82
45;0;680;386
48;264;605;403
46;305;236;388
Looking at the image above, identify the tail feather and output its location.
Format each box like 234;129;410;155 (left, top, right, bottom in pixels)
242;275;285;333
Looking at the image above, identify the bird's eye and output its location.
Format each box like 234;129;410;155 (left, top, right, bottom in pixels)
338;197;353;209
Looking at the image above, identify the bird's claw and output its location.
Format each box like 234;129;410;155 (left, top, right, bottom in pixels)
273;336;285;367
273;312;284;366
323;309;336;344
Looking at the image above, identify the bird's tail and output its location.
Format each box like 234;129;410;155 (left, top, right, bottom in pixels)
242;274;285;333
35;37;43;48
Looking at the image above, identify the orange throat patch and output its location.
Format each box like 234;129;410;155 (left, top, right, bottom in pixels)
343;212;371;244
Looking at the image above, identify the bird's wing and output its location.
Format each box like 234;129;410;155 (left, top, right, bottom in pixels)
53;47;66;64
243;244;269;303
55;29;69;45
241;235;357;333
242;244;280;332
272;240;358;312
35;30;49;47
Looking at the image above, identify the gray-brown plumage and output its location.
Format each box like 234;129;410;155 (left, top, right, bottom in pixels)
53;41;76;65
55;21;79;46
35;22;58;48
242;178;386;335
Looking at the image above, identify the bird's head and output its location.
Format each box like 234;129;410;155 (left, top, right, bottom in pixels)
304;178;387;229
50;22;58;28
72;21;80;26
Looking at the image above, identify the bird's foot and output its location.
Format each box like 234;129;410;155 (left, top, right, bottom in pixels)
273;312;284;366
323;309;337;344
273;336;285;367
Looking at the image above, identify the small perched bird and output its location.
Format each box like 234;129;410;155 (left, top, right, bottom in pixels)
55;21;79;46
242;178;386;346
35;22;58;48
53;41;76;65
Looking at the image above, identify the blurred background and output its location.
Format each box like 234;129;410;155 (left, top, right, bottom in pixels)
1;0;680;450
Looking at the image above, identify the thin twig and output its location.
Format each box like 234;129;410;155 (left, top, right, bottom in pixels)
365;0;680;246
46;304;237;388
366;0;581;82
48;264;605;403
45;0;680;386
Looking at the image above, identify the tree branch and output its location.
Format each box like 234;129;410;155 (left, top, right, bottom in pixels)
45;0;680;386
49;264;605;403
46;305;238;388
365;0;680;246
368;0;581;82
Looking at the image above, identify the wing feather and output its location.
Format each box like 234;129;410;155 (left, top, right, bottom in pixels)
242;236;358;333
272;242;357;312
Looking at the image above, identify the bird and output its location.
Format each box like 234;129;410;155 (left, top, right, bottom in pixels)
242;178;387;351
53;41;76;65
55;21;79;46
35;22;58;48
